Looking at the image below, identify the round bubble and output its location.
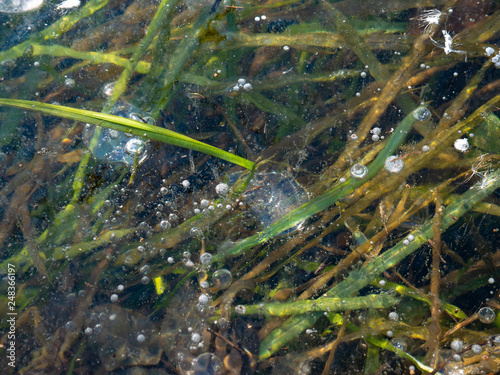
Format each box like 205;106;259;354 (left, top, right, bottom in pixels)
235;305;246;314
110;294;118;302
190;227;203;238
160;220;171;230
103;82;115;97
413;107;431;121
454;138;469;152
65;78;75;88
471;344;482;354
478;307;495;323
384;156;404;174
125;138;146;155
200;280;209;289
422;145;430;152
198;294;209;305
200;253;213;265
137;333;145;343
212;269;232;289
451;339;463;352
350;164;368;179
191;332;201;343
388;312;399;322
215;182;229;195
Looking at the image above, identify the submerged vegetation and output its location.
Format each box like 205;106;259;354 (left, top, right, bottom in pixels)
0;0;499;373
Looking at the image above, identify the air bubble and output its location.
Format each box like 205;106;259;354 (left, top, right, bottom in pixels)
243;83;253;91
422;145;430;152
190;227;203;238
215;182;229;195
451;339;463;352
478;307;495;323
212;269;232;289
388;312;399;321
110;294;118;302
103;82;115;97
200;280;209;289
471;344;482;354
182;180;190;188
200;253;213;265
137;334;145;343
413;107;431;121
109;130;120;139
384;156;404;174
191;332;201;343
235;305;246;314
485;46;495;56
350;164;368;179
198;294;209;305
64;78;75;88
160;220;171;230
454;138;469;152
125;138;145;155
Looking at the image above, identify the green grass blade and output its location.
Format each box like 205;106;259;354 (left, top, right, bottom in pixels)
241;294;400;316
0;98;254;170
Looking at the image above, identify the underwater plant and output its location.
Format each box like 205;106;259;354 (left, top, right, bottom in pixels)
0;0;499;374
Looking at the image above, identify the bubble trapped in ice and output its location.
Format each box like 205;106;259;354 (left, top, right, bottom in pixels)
230;171;309;234
83;100;150;166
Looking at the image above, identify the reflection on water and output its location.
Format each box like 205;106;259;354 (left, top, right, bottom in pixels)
0;0;499;374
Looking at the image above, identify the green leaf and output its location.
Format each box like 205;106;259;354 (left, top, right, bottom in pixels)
0;98;254;170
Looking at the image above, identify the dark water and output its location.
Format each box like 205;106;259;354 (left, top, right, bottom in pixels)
0;0;499;374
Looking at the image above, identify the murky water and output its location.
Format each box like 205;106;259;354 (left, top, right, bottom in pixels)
0;0;499;374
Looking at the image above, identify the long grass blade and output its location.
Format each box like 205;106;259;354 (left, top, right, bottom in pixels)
0;98;255;170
